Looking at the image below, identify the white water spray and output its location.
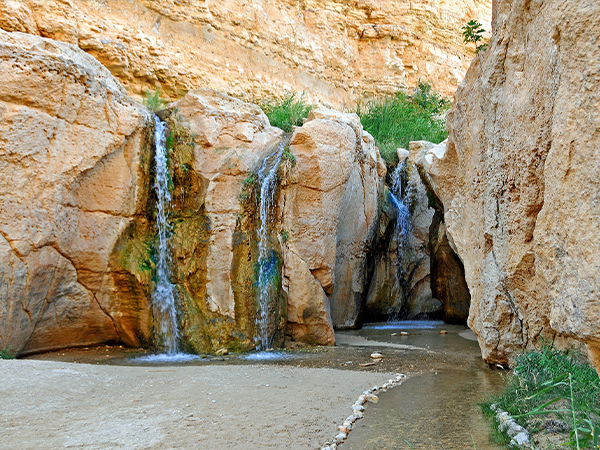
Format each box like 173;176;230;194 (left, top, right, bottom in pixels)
152;115;180;354
388;160;414;319
254;139;287;350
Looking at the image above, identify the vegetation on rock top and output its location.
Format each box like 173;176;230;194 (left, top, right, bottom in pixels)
260;93;313;132
356;80;450;166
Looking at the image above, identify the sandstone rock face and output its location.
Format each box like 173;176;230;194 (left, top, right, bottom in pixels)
0;30;150;355
281;108;386;339
0;0;491;107
176;89;283;318
422;0;600;368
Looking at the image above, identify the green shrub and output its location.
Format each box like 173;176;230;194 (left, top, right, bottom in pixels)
356;81;450;166
143;88;167;112
282;144;296;166
260;93;313;132
0;347;16;359
481;345;600;448
462;20;488;54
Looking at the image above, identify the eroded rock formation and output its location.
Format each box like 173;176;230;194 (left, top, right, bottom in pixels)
365;148;443;322
0;30;151;355
281;108;386;339
416;0;600;369
0;0;491;107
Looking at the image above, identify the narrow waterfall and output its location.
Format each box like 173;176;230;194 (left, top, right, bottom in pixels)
387;160;414;319
152;115;180;354
254;139;287;350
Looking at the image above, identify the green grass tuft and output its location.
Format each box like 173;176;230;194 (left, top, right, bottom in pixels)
0;348;16;359
481;345;600;448
260;93;313;133
143;88;167;112
356;80;450;166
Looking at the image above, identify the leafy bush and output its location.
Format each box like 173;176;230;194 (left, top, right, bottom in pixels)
143;88;167;112
0;348;15;359
356;80;450;166
462;20;488;54
260;93;313;132
482;345;600;448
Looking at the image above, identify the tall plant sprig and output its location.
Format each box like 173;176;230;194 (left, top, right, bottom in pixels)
462;20;488;54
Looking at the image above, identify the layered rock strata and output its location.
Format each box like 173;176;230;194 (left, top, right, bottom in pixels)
417;0;600;369
0;0;491;107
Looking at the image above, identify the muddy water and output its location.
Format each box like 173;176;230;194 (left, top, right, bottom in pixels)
26;321;504;449
341;321;504;450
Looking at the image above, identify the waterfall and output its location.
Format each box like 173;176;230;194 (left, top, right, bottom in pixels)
254;139;287;351
388;160;414;319
152;115;180;354
390;160;412;246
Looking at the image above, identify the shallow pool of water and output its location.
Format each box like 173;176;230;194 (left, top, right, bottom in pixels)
340;321;504;450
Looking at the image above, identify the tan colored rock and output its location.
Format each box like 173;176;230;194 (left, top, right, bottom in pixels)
423;0;600;369
175;89;283;318
282;108;386;337
0;0;491;107
0;30;150;355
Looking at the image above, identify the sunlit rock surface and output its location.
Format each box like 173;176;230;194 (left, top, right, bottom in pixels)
0;0;491;107
0;30;150;355
417;0;600;370
282;108;386;338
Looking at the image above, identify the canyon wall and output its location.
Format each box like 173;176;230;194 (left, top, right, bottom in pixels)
417;0;600;368
0;0;491;108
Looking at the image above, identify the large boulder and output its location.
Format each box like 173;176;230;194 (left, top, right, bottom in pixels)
0;30;150;355
418;0;600;370
281;108;386;340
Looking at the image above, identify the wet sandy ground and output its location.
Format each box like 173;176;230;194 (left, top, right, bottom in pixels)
5;321;505;449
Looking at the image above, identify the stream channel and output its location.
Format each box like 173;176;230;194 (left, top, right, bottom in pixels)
28;321;505;449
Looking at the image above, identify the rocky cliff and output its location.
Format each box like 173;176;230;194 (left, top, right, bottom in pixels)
416;0;600;370
0;0;491;107
0;26;389;353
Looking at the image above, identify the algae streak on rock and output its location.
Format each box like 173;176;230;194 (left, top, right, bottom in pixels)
416;0;600;371
0;0;491;108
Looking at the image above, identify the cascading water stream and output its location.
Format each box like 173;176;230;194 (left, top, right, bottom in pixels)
387;160;414;320
389;160;412;246
152;115;180;354
254;139;288;351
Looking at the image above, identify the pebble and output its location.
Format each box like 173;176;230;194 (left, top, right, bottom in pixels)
215;348;229;356
365;394;379;403
335;432;347;441
353;404;364;412
400;331;409;336
440;330;448;334
391;333;398;336
370;352;383;359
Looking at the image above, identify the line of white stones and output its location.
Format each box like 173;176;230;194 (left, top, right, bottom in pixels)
490;403;532;449
321;373;407;450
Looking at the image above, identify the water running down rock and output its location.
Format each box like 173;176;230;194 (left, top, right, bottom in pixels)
151;115;180;354
255;138;288;350
387;160;414;319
